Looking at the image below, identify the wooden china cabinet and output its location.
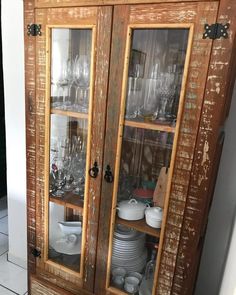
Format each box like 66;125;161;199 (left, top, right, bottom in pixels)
24;0;236;294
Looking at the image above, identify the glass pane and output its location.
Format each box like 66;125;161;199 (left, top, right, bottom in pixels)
48;114;88;272
108;27;189;293
51;28;92;113
110;127;174;292
125;29;189;126
118;127;173;202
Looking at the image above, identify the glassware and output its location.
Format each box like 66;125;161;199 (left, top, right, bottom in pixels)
70;135;86;197
51;156;65;197
140;77;160;121
157;71;175;121
125;77;142;119
62;139;74;192
139;62;161;121
73;55;90;113
63;58;74;109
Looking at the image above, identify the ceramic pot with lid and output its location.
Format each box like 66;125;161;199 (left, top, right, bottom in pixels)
145;207;163;228
117;199;148;221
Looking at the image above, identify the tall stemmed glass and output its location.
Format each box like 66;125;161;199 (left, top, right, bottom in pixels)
51;155;65;197
140;62;161;121
125;64;143;119
56;61;69;109
71;136;86;197
62;138;74;192
157;69;175;121
63;58;74;110
73;55;90;113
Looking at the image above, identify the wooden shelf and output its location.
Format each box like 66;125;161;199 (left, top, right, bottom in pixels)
49;192;84;213
124;119;175;133
51;108;89;119
116;216;161;238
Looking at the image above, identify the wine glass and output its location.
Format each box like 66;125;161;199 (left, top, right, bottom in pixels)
70;136;86;197
139;62;161;121
62;138;74;192
125;77;142;119
73;55;90;113
56;61;69;109
51;156;65;197
157;71;175;121
63;58;74;109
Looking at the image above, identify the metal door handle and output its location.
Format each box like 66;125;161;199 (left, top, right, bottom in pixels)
89;161;99;178
104;165;114;183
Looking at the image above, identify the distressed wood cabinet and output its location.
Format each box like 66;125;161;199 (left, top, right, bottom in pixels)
24;0;236;294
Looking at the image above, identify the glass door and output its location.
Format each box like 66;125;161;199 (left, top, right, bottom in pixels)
107;25;191;295
34;6;112;292
48;27;92;274
95;2;218;295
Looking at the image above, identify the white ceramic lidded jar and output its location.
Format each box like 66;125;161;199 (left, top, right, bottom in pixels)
145;207;163;228
117;199;147;221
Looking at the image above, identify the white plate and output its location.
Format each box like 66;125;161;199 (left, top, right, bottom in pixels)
50;236;81;255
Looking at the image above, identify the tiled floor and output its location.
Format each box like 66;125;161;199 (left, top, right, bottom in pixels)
0;196;27;295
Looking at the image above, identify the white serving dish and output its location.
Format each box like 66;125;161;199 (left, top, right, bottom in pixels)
145;207;163;228
58;221;82;235
117;199;147;221
50;234;81;255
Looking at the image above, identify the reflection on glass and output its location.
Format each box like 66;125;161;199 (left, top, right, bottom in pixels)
125;29;189;125
110;224;158;293
109;126;173;292
118;127;173;202
48;202;82;272
48;114;88;272
51;29;92;113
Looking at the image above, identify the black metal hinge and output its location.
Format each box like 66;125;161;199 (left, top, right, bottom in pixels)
203;23;230;40
31;248;41;258
27;24;42;36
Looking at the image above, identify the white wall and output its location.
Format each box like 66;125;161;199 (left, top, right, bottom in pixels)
195;81;236;295
1;0;27;268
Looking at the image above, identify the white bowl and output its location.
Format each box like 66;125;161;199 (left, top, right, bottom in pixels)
58;221;82;235
145;207;163;228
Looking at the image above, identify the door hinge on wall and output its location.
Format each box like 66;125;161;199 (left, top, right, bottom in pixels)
27;24;42;36
203;23;230;40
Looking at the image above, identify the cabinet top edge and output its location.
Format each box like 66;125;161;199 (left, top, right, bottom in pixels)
32;0;219;9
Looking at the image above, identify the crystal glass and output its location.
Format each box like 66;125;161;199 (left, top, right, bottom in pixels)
48;114;88;272
50;28;92;113
73;55;90;113
51;155;65;197
125;77;142;119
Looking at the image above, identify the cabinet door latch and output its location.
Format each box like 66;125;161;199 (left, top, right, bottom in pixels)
203;23;229;40
27;24;42;36
31;248;41;258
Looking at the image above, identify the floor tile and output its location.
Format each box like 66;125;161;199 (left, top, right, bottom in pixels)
0;197;7;219
0;254;27;295
0;285;16;295
0;217;8;235
0;234;8;256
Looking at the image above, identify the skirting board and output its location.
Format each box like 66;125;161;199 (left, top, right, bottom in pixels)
7;252;27;270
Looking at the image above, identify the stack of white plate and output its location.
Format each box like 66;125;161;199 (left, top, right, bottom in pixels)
111;225;147;273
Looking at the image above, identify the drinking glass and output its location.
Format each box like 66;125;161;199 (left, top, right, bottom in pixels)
63;58;74;109
73;55;90;113
56;61;69;109
125;77;142;119
51;156;65;197
157;72;175;121
139;62;161;121
62;139;74;192
140;77;160;121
